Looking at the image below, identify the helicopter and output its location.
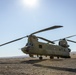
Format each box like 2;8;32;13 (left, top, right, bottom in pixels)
0;25;76;60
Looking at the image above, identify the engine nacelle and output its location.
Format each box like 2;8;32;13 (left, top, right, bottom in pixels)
59;39;69;47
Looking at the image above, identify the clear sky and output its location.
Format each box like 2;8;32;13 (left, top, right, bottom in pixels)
0;0;76;57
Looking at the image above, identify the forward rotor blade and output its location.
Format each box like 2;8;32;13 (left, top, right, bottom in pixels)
37;36;55;44
0;36;27;46
31;25;63;35
53;39;60;42
67;39;76;43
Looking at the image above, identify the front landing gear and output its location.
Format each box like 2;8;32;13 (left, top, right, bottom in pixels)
57;56;59;59
50;56;54;59
39;57;43;60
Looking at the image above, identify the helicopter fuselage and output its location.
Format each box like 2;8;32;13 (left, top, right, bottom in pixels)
21;35;71;59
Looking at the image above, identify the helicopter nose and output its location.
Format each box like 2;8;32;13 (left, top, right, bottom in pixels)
21;47;26;53
25;46;30;52
21;46;30;53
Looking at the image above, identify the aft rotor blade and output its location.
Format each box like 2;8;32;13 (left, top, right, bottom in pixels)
0;36;27;46
67;39;76;43
31;25;63;35
53;35;76;42
65;35;76;39
37;36;55;44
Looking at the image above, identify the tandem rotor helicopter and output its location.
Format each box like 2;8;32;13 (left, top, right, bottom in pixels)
0;25;76;60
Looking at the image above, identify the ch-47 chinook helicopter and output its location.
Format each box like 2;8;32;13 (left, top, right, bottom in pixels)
0;25;76;60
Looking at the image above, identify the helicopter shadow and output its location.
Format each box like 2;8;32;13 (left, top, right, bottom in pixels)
21;59;76;73
49;59;63;61
21;59;47;64
33;64;76;73
0;59;45;64
21;58;64;64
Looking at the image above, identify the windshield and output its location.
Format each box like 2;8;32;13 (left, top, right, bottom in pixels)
26;42;33;46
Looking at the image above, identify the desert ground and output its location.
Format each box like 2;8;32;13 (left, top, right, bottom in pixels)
0;54;76;75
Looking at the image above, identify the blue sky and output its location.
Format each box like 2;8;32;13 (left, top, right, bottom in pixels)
0;0;76;57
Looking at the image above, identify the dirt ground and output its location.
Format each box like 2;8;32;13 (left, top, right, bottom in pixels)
0;54;76;75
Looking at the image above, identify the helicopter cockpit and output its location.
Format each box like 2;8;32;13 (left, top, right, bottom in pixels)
23;42;33;52
21;42;33;53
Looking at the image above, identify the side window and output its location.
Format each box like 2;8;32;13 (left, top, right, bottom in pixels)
39;45;42;48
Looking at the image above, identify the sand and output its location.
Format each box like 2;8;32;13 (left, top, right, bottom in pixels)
0;54;76;75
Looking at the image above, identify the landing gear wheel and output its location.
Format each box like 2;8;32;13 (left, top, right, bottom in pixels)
50;56;54;59
57;56;59;59
39;57;43;60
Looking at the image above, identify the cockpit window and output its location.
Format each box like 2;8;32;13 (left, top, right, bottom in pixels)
26;43;33;46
